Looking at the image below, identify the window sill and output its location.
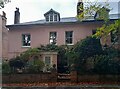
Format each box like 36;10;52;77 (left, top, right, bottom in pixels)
66;44;74;46
22;46;31;48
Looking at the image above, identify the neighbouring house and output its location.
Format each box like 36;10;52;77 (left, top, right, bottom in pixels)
5;0;119;67
0;11;8;61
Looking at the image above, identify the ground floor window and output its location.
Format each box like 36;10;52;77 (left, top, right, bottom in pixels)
45;56;51;66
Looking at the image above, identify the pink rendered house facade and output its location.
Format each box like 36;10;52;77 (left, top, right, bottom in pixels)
6;1;119;67
7;4;102;59
7;19;102;59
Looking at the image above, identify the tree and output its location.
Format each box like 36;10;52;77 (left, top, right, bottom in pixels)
73;36;103;74
77;0;119;46
9;56;25;73
77;0;119;74
0;0;10;8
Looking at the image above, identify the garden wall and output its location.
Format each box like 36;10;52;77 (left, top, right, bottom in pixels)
70;71;120;83
78;74;120;83
2;72;57;83
2;72;120;83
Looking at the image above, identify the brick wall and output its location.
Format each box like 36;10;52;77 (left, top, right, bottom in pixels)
71;71;120;83
2;73;57;83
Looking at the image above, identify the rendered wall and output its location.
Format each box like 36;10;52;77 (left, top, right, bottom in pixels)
8;22;101;59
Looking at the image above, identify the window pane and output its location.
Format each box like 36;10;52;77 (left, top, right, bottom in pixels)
50;14;53;21
65;31;73;44
22;34;31;46
54;14;57;21
45;56;51;65
49;32;57;44
46;15;49;21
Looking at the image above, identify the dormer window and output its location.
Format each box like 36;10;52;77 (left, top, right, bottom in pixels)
44;9;60;22
94;7;110;20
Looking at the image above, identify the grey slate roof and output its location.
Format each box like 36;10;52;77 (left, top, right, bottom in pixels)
7;14;119;26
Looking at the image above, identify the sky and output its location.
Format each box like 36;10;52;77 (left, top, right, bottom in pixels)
0;0;119;25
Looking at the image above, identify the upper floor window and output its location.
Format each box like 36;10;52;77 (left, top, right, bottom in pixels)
65;31;73;45
49;32;57;44
22;34;31;47
92;29;96;35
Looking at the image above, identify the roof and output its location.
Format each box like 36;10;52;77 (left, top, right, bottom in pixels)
6;14;119;27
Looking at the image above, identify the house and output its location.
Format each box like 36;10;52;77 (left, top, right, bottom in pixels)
0;12;8;61
6;1;119;67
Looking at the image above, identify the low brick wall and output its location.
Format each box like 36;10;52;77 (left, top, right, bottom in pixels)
2;72;57;83
3;72;120;84
78;74;120;82
70;71;120;83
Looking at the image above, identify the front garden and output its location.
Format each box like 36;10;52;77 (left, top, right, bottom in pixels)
2;36;120;84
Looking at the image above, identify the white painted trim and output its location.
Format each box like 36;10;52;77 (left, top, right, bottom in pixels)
22;46;31;48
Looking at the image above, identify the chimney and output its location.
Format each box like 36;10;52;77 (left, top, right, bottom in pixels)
2;11;7;25
77;0;84;16
14;7;20;24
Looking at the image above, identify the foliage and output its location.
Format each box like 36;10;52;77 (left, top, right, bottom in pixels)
73;36;103;59
2;62;11;74
93;54;120;74
20;48;40;62
0;0;10;8
76;0;119;74
6;48;45;74
27;59;45;73
72;36;103;73
77;0;119;45
77;0;110;21
93;20;119;43
38;44;59;51
82;47;120;74
9;56;25;73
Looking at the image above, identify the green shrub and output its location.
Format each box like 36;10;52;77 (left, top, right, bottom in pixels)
93;54;120;74
73;36;103;59
2;62;11;74
20;48;40;62
72;36;103;73
9;56;25;73
27;59;45;73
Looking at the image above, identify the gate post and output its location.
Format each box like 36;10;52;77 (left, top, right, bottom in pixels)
71;70;77;83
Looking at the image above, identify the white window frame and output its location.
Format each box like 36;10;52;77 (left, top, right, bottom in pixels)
44;56;52;66
46;13;59;22
49;32;57;45
65;31;73;45
22;34;31;47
